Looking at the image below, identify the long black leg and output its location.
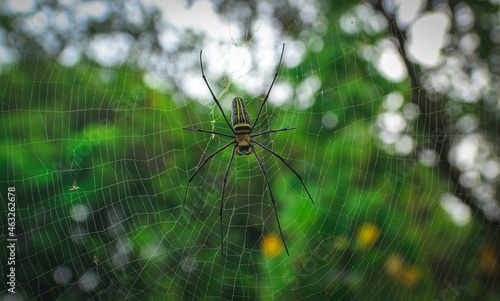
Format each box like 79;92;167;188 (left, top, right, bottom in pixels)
220;145;237;257
250;127;296;138
200;50;235;134
252;140;314;204
182;140;235;212
182;127;234;139
251;145;290;256
251;43;285;130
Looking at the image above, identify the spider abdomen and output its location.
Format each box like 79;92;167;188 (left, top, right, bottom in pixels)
231;97;251;134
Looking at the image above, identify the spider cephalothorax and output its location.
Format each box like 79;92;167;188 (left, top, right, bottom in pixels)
182;44;314;257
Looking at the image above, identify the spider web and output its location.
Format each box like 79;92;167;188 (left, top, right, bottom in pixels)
1;0;500;300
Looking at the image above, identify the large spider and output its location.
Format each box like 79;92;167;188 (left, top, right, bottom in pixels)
182;43;314;257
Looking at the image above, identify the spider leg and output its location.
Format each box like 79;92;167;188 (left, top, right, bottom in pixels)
200;50;236;134
182;127;234;139
250;127;296;138
220;144;237;257
250;145;290;256
251;43;285;131
182;140;235;212
252;140;314;204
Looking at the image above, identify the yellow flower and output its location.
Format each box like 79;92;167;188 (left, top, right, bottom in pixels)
260;233;283;257
480;244;498;276
401;265;421;288
385;254;404;280
385;254;421;288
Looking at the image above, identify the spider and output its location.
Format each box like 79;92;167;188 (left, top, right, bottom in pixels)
182;43;314;257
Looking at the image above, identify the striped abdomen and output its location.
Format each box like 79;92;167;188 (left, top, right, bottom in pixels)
231;97;251;134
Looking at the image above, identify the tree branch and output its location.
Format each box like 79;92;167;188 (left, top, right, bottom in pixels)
371;0;500;236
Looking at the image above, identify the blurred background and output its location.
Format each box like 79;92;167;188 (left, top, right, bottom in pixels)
1;0;500;300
